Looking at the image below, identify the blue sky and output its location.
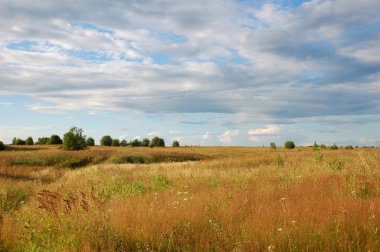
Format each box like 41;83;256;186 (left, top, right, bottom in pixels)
0;0;380;146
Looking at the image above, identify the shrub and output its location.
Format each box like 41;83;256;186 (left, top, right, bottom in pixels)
345;145;353;150
141;138;150;147
50;135;63;144
312;141;319;151
63;127;87;151
130;139;141;147
12;137;26;145
86;137;95;146
0;141;5;151
172;140;180;147
150;137;165;147
274;154;284;167
120;139;128;146
270;142;276;149
37;137;50;145
112;139;120;146
100;135;112;146
320;144;327;149
284;140;295;149
330;144;338;150
153;174;170;190
315;148;323;164
25;137;34;145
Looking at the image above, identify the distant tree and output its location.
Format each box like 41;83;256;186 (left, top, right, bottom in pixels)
141;138;150;147
330;144;338;150
284;141;295;149
37;137;50;145
320;144;327;149
345;145;353;150
12;137;26;145
130;139;141;147
63;127;87;151
0;141;5;151
172;140;180;147
270;142;276;149
312;141;319;151
120;139;128;146
112;139;120;146
50;135;63;144
25;137;34;145
100;135;113;146
150;137;165;147
86;137;95;146
12;137;16;145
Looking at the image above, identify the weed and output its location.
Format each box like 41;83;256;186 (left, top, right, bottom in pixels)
153;174;170;190
274;154;284;167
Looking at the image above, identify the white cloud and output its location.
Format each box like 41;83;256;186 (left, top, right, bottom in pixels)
218;130;240;143
248;125;281;142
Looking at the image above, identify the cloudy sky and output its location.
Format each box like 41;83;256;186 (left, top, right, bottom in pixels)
1;0;379;146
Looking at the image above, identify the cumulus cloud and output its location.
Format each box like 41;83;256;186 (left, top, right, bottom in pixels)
0;0;379;125
218;130;240;143
248;125;281;142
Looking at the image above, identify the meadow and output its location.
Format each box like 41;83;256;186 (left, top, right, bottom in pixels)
0;145;379;251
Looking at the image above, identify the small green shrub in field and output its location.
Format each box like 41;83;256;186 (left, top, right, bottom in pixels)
63;127;87;151
112;139;120;146
284;141;295;149
330;144;339;150
153;174;170;190
315;148;323;164
86;137;95;146
50;135;63;144
345;145;353;150
328;159;344;171
25;137;34;145
100;135;112;146
270;142;276;149
172;140;180;147
0;141;5;151
274;154;284;167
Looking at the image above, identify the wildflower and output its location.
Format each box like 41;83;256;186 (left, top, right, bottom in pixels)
351;190;356;196
268;245;276;251
277;228;283;231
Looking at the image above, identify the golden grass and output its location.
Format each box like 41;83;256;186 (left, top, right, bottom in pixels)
0;146;379;251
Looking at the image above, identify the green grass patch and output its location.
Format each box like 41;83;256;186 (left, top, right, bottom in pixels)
0;187;29;213
10;156;94;169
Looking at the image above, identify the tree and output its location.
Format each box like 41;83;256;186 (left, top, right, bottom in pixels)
37;137;50;145
112;139;120;146
270;142;276;149
25;137;34;145
120;139;128;146
86;137;95;146
63;127;87;151
130;139;141;147
0;141;5;151
100;135;112;146
172;140;180;147
284;141;295;149
312;141;318;151
12;138;26;145
330;144;338;150
141;138;150;147
50;135;63;144
150;137;165;147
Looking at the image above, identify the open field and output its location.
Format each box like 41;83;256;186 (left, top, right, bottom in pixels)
0;145;380;251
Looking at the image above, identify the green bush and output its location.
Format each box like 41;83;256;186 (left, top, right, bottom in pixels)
284;141;295;149
112;139;120;146
37;137;50;145
330;144;338;150
141;138;150;147
150;137;165;147
100;135;112;146
25;137;34;145
270;142;276;149
120;139;128;146
172;140;180;147
86;137;95;146
315;148;323;164
12;137;26;145
345;145;353;150
113;155;147;164
63;127;87;151
153;174;170;190
0;141;5;151
130;139;141;147
50;135;63;144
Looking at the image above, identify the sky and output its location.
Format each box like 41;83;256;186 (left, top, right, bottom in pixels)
0;0;380;146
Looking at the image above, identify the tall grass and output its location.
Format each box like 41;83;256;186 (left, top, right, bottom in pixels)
0;146;379;251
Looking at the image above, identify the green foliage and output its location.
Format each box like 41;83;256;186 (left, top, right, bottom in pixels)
0;188;29;213
313;141;319;151
270;142;276;149
0;141;5;151
153;174;170;190
120;139;128;146
37;137;50;145
345;145;353;150
112;139;120;146
86;137;95;146
150;136;165;147
113;155;147;164
100;135;112;146
50;135;63;144
10;155;93;169
101;180;145;200
172;140;180;147
320;144;327;149
130;139;141;147
328;159;344;171
274;154;284;167
141;138;150;147
63;127;87;151
12;137;26;145
284;140;295;149
330;144;339;150
315;148;323;164
25;137;34;145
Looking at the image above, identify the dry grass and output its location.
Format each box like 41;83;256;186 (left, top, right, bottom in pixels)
0;146;379;251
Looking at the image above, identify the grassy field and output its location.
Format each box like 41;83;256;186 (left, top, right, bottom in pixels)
0;145;379;251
